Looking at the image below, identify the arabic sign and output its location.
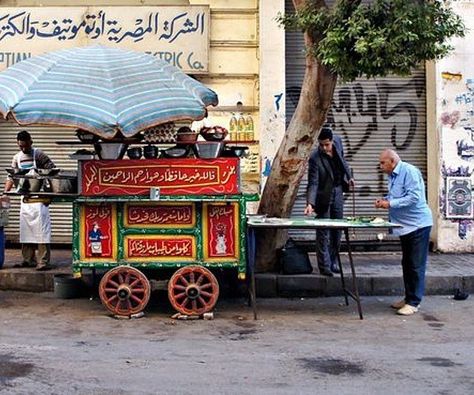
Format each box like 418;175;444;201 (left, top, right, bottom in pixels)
203;203;240;261
0;6;209;72
124;203;196;228
80;158;240;196
80;203;117;260
125;235;196;262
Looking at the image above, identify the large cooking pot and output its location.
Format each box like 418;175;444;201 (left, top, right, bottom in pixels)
94;142;128;160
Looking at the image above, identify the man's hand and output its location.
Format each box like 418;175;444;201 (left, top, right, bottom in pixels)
375;198;390;209
349;178;355;188
304;204;314;216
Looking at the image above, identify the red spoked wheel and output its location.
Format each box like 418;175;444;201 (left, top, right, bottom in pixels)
98;266;151;317
168;266;219;316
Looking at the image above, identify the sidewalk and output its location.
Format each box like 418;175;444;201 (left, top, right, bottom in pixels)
0;248;473;297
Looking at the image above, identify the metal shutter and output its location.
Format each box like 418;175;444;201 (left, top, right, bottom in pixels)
285;0;427;242
0;120;77;244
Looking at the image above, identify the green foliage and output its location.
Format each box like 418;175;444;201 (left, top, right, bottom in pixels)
276;0;465;81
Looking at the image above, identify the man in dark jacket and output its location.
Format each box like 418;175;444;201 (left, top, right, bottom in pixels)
304;127;354;276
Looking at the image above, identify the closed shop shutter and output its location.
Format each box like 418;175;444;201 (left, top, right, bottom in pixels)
284;1;427;242
0;120;77;244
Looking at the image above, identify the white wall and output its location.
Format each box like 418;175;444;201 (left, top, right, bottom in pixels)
435;1;474;251
258;0;286;191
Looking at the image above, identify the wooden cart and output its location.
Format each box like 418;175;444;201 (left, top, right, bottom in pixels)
72;157;257;317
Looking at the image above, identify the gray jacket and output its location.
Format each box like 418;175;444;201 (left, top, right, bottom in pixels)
306;134;352;215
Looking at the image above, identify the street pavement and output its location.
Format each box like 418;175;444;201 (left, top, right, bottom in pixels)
0;291;473;394
1;248;472;299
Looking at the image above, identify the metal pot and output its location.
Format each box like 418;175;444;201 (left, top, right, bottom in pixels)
94;142;128;160
143;145;159;159
162;146;190;159
47;178;78;193
193;142;224;159
127;147;143;159
17;177;43;193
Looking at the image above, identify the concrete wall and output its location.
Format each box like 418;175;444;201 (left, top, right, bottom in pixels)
435;1;474;251
258;0;286;192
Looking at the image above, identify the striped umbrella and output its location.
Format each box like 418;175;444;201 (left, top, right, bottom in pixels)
0;45;218;139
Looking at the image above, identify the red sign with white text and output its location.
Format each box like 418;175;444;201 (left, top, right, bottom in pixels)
81;158;239;196
125;235;196;262
125;203;195;228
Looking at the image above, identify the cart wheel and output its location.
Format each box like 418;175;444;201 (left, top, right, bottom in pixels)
168;266;219;316
99;266;151;317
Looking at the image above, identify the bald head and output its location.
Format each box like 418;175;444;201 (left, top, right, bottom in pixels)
379;149;400;174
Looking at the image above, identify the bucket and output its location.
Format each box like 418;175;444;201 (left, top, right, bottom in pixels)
53;274;81;299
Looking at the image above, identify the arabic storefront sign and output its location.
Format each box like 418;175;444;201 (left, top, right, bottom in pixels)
124;202;196;228
81;158;240;196
80;203;117;260
125;235;196;262
0;6;209;73
203;203;240;261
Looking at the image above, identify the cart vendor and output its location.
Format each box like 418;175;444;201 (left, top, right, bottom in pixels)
3;131;56;271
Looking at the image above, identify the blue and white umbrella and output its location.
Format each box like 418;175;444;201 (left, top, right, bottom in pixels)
0;45;218;139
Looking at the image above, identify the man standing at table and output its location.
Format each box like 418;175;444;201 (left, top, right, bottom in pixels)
304;126;354;276
4;131;56;270
375;149;433;316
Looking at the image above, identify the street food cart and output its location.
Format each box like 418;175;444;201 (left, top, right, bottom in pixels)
72;154;256;317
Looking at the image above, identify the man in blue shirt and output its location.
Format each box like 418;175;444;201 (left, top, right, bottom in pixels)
375;149;433;316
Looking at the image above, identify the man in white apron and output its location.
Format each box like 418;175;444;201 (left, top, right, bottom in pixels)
4;131;56;270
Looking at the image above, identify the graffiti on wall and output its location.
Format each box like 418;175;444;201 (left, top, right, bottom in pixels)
440;71;474;238
286;76;425;207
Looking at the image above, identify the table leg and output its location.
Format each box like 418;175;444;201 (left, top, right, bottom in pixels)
344;228;363;319
247;227;258;320
336;251;349;306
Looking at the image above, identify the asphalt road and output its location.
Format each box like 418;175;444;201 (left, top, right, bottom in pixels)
0;291;473;395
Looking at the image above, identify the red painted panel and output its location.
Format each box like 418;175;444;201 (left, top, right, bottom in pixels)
204;203;239;260
81;158;239;196
125;235;195;261
83;204;115;259
125;203;195;227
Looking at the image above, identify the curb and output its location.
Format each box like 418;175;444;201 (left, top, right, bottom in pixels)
1;268;472;298
255;273;474;298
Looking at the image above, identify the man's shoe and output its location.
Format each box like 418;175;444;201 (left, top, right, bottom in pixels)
36;263;52;271
390;299;406;309
330;264;341;274
396;304;418;316
319;268;334;277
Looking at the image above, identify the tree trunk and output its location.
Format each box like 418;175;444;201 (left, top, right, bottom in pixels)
256;0;338;272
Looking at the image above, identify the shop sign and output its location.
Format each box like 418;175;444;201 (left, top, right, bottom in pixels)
0;6;209;73
203;203;240;261
81;158;240;196
125;235;196;261
124;202;196;228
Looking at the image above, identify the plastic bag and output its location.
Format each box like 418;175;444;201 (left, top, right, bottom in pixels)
279;238;313;274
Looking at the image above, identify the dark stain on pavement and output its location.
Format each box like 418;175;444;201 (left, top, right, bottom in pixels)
428;323;444;328
219;327;258;341
298;358;364;376
422;313;441;322
234;320;257;329
417;357;462;367
0;354;34;385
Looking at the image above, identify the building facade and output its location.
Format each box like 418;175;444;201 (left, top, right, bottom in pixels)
1;0;473;252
